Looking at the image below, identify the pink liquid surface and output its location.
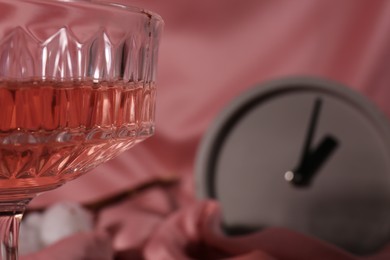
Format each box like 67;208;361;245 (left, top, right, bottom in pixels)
0;80;156;196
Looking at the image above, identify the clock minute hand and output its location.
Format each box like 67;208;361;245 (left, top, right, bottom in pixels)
301;98;322;164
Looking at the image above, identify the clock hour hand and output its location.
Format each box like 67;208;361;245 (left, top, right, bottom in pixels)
288;136;338;186
285;98;339;187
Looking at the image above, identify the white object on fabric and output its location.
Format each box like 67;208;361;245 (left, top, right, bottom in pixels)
19;202;94;255
40;202;94;246
20;212;44;255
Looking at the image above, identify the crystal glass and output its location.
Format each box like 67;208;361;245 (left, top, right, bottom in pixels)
0;0;163;259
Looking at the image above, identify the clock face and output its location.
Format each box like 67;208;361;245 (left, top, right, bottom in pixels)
195;78;390;255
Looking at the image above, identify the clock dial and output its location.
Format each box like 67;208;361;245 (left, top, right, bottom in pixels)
196;77;390;255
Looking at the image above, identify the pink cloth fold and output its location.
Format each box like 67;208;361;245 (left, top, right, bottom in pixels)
96;187;174;252
22;198;390;260
144;200;390;260
21;231;113;260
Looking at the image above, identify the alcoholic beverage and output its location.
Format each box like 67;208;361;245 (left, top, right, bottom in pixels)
0;80;156;194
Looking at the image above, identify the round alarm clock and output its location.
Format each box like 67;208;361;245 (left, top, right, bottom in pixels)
195;77;390;255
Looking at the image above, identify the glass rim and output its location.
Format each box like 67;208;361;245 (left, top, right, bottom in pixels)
17;0;164;25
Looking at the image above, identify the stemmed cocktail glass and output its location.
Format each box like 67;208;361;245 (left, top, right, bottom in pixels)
0;1;163;259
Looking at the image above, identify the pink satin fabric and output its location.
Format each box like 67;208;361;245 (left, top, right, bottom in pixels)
20;231;113;260
24;0;390;259
143;201;390;260
22;199;390;259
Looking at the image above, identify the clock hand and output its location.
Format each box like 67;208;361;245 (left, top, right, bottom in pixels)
285;98;339;187
301;98;322;164
289;136;338;186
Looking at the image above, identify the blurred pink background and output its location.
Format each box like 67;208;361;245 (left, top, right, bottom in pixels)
25;0;390;259
32;0;390;208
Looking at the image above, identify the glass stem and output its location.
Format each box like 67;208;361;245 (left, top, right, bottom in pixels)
0;199;31;260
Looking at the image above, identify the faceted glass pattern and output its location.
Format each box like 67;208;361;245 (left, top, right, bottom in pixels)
0;0;163;196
